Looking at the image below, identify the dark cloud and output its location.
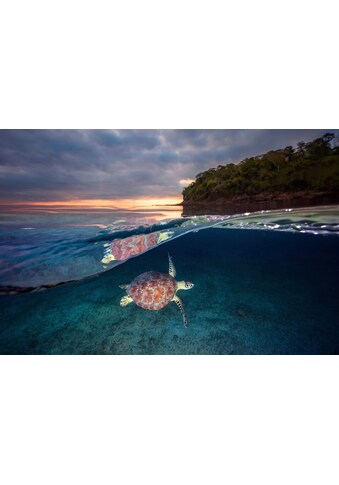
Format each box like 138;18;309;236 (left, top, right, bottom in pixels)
0;129;334;202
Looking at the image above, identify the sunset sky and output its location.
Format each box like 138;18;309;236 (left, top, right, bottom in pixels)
0;129;333;210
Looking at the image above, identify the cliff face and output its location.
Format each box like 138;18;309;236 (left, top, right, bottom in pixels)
182;192;339;216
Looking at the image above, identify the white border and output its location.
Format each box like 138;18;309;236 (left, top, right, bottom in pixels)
1;1;338;484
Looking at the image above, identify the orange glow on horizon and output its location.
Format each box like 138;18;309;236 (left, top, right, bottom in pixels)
1;196;183;210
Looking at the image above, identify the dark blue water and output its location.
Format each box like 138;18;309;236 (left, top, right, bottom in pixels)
0;211;338;354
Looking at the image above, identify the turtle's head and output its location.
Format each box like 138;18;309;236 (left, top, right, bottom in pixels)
177;280;194;291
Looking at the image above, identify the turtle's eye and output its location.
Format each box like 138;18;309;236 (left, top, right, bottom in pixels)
186;281;194;289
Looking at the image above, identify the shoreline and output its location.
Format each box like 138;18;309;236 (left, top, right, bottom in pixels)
182;191;339;216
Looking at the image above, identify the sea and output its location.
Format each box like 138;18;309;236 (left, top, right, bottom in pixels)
0;205;338;354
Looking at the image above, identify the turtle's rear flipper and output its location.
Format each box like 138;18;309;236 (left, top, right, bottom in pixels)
119;284;129;290
172;295;188;328
168;252;176;278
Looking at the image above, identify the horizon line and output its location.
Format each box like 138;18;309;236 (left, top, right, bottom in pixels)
0;196;184;212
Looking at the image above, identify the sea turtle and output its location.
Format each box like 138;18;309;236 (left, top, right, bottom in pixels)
119;253;194;327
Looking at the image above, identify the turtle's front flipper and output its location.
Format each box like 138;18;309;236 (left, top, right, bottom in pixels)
168;253;176;278
101;244;116;264
120;296;133;307
101;253;115;264
158;230;174;243
172;295;188;328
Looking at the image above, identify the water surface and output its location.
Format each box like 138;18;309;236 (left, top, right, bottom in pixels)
0;205;338;354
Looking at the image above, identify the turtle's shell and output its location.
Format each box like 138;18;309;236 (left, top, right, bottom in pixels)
127;271;176;310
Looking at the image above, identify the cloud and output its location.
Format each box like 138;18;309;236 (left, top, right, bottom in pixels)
0;129;334;202
179;178;195;187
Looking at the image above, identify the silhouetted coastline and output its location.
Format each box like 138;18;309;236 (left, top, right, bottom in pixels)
182;192;339;216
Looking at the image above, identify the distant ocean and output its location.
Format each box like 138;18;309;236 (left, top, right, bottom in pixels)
0;205;338;354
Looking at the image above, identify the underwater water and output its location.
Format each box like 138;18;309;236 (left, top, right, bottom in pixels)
0;206;338;354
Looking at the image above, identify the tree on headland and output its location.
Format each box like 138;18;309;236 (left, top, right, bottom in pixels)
283;146;294;162
182;133;339;202
304;134;334;159
297;141;306;157
322;133;334;145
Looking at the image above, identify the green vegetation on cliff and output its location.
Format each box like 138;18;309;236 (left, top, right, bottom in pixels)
182;133;339;202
